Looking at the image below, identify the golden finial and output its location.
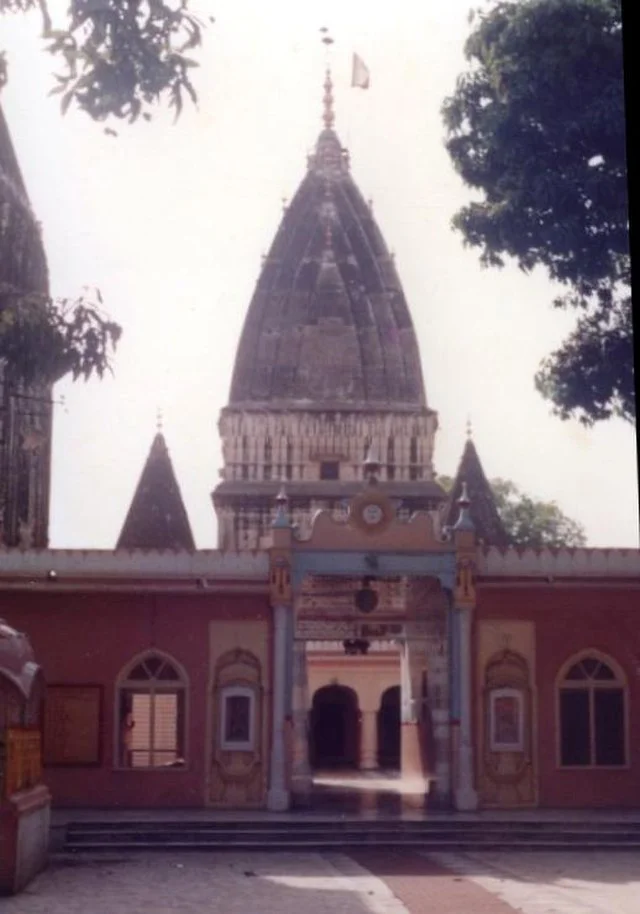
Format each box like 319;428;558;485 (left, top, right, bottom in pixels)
322;67;335;130
319;28;335;130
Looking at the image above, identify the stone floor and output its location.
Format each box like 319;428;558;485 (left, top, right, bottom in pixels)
3;851;410;914
432;850;640;914
4;849;640;914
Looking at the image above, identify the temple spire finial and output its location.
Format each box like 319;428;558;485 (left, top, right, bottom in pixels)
466;415;473;439
322;67;335;130
156;407;163;433
454;479;475;532
319;28;335;130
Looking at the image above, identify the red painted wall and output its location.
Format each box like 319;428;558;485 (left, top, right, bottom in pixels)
0;589;271;809
476;582;640;808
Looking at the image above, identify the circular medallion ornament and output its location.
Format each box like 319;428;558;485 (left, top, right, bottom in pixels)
349;490;393;535
362;503;384;526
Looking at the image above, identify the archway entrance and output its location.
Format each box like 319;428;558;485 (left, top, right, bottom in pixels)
377;685;401;770
310;685;359;769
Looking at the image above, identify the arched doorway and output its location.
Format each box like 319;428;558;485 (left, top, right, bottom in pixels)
377;686;401;770
310;685;359;769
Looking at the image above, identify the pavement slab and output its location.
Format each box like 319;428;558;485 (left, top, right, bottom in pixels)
1;851;410;914
4;848;639;914
430;850;640;914
350;849;518;913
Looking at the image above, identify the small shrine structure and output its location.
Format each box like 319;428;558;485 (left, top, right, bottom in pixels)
0;619;50;895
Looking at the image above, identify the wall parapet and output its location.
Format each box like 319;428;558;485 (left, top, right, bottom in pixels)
0;549;269;581
478;546;640;579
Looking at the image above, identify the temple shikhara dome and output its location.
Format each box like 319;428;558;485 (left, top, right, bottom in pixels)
0;107;53;548
229;88;426;410
214;72;444;549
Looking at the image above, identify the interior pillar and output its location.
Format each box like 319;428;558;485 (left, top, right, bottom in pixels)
291;638;312;805
267;603;291;811
359;709;378;770
454;605;478;810
400;640;426;804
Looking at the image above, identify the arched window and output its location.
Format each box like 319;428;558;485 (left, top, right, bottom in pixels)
557;653;627;768
117;652;187;769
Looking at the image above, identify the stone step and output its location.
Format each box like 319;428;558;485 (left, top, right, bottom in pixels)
66;825;640;836
63;820;640;852
63;837;640;852
65;823;640;836
65;818;640;830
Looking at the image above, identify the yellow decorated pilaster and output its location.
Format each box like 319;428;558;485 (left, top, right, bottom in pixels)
267;488;294;811
453;482;479;811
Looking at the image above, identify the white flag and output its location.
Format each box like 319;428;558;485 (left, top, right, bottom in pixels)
351;53;370;89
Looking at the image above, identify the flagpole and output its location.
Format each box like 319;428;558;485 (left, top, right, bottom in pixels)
349;52;370;175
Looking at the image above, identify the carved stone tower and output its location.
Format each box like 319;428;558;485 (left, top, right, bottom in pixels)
0;107;53;547
213;74;445;549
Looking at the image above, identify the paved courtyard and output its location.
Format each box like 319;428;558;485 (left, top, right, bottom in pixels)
3;849;639;914
433;850;640;914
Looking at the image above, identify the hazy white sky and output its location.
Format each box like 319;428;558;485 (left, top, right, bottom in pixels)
2;0;638;549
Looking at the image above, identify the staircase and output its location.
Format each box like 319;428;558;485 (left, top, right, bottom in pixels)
62;817;640;853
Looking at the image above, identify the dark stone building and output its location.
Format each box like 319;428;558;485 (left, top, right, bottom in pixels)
0;107;52;547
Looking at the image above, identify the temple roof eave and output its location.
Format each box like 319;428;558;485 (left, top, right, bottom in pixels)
221;401;438;417
212;479;447;502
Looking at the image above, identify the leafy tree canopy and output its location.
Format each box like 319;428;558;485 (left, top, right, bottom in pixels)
442;0;632;425
0;0;210;122
0;285;121;385
489;476;587;548
437;474;587;547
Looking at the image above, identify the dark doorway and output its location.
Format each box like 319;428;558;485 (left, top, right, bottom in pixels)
310;685;359;769
377;686;401;770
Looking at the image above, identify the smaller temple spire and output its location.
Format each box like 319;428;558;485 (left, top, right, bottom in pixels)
117;431;195;550
443;437;510;546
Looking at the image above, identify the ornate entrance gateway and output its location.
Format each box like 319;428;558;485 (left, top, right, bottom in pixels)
266;465;480;813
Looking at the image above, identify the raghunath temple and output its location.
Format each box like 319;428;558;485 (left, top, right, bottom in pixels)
0;73;638;816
